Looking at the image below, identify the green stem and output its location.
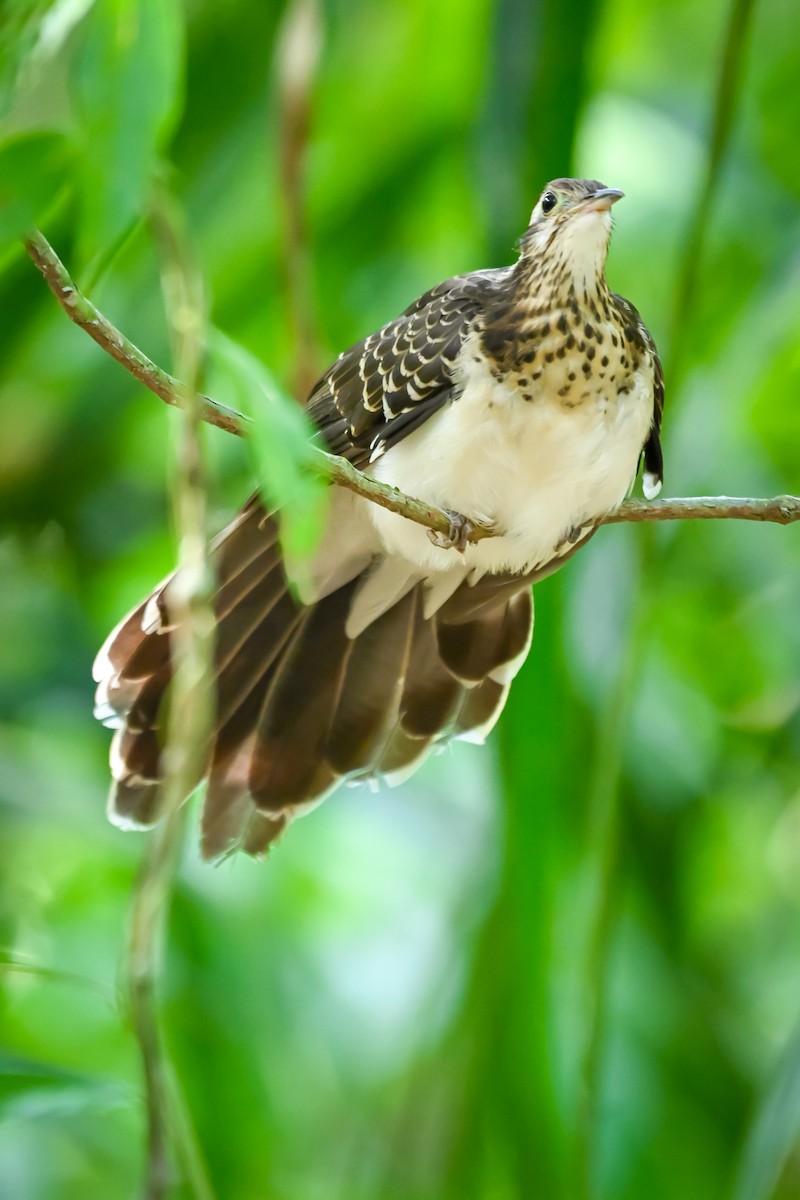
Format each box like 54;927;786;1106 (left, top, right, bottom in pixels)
668;0;758;379
573;541;648;1199
122;191;217;1200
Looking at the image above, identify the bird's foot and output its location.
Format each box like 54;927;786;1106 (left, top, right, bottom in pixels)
428;509;475;553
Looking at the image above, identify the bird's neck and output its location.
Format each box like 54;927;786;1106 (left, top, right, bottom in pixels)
513;254;611;319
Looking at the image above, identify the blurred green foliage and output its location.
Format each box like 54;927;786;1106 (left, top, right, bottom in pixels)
1;0;799;1197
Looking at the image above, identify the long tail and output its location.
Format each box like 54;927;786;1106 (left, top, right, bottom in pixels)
94;496;533;859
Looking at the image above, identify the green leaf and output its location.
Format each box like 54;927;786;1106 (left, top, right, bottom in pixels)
0;129;73;243
0;0;98;121
0;0;40;117
0;949;112;998
207;329;329;567
71;0;184;260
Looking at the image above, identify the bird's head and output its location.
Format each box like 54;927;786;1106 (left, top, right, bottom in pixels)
520;178;624;293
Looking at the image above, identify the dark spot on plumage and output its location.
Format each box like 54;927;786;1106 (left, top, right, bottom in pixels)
587;345;596;361
570;300;581;319
540;321;550;336
557;345;566;359
566;334;575;350
533;369;542;380
558;384;570;397
523;392;533;402
625;326;637;342
578;341;586;353
582;361;592;376
557;313;568;334
522;350;537;363
545;351;554;363
601;355;609;367
481;326;511;357
517;376;528;386
611;333;618;347
568;371;576;381
584;323;595;339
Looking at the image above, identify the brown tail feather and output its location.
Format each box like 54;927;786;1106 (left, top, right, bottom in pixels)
95;499;535;859
452;679;508;741
326;589;416;774
127;665;171;733
202;735;293;860
117;619;172;682
213;540;279;623
211;600;302;739
110;777;162;828
436;606;510;683
249;585;356;807
436;588;532;683
375;724;432;780
365;603;462;783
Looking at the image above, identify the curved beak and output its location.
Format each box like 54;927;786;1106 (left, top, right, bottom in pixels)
581;187;625;213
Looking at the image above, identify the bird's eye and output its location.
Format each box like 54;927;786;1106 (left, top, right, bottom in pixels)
541;191;557;215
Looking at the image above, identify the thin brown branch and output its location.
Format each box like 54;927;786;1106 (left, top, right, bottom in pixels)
24;229;799;540
601;494;800;526
24;230;244;437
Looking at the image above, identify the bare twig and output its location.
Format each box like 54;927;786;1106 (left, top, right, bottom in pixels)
24;230;244;437
601;494;800;526
24;229;799;540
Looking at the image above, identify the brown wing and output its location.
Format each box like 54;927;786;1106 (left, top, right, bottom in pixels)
612;292;665;488
306;268;513;468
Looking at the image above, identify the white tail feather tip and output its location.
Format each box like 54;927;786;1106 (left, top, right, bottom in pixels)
642;472;662;500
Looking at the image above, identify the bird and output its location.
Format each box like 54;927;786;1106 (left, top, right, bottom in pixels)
94;178;664;860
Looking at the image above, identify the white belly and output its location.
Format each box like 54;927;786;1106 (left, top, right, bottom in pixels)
368;355;653;577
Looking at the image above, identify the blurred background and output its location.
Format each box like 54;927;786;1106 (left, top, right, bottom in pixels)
1;0;799;1197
